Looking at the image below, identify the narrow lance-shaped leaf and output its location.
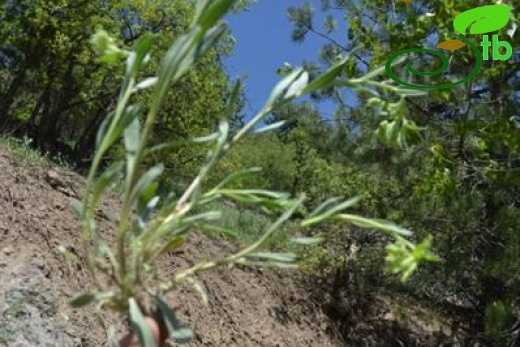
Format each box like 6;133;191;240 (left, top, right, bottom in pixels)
396;88;428;97
187;278;209;305
130;164;164;203
225;78;243;113
127;33;157;78
285;71;309;98
69;292;96;307
159;236;185;254
95;110;115;150
199;224;238;239
96;104;142;155
253;120;287;134
247;252;298;263
133;77;158;92
196;0;236;29
211;167;262;190
129;298;157;347
151;23;227;120
290;236;324;245
92;161;124;208
192;131;220;143
173;24;227;84
302;196;361;226
307;197;343;218
300;57;347;95
137;181;159;223
335;214;413;237
155;296;194;344
124;115;140;182
266;68;305;105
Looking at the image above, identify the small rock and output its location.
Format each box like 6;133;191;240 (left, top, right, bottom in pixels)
33;259;46;271
2;246;14;255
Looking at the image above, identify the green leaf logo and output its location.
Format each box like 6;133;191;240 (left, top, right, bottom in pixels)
454;5;513;35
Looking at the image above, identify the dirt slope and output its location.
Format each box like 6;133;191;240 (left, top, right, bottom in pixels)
0;148;338;347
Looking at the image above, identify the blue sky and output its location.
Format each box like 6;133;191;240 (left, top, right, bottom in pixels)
223;1;345;121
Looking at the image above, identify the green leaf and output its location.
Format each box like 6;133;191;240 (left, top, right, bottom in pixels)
302;196;361;226
160;236;186;254
360;63;389;81
454;5;513;35
152;23;227;112
217;189;290;200
285;71;309;98
128;32;157;77
196;0;235;29
155;296;194;344
137;185;159;224
247;252;298;263
95;110;115;150
69;292;96;307
193;0;212;25
96;104;142;153
225;78;243;112
335;214;413;237
290;236;324;245
195;24;229;67
300;57;346;95
134;77;158;92
212;167;262;190
253;121;287;134
266;67;305;105
129;298;157;347
103;206;118;224
92;161;124;208
138;181;159;209
130;164;164;203
307;197;343;218
396;88;428;97
124;115;140;180
192;131;220;143
199;224;238;239
187;278;209;305
182;211;222;225
69;198;84;218
121;104;143;131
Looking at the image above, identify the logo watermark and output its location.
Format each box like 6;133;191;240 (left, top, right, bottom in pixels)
385;5;515;90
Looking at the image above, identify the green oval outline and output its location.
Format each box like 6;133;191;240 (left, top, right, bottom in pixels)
385;32;483;90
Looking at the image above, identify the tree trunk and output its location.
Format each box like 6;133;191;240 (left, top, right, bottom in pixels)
0;68;28;131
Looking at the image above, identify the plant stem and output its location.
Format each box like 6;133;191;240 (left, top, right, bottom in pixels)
162;195;305;293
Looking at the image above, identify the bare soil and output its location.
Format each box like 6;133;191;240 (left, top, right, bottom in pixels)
0;148;339;347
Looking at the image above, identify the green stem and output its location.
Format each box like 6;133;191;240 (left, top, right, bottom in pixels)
162;195;305;292
83;76;136;289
